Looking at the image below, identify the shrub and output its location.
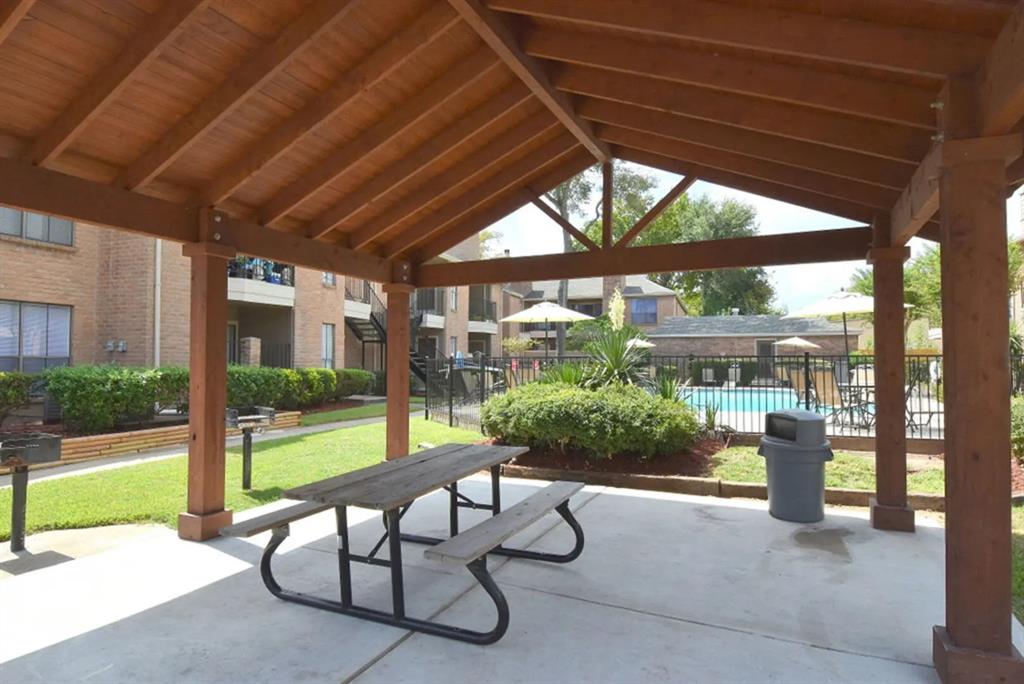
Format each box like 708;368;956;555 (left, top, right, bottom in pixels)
1012;397;1024;467
501;337;535;355
335;368;374;398
538;362;587;386
0;372;33;424
481;382;699;459
226;365;301;409
153;366;189;413
296;368;327;407
45;365;158;434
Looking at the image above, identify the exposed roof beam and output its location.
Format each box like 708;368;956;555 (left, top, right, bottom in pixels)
553;65;931;163
578;98;913;190
416;226;874;287
600;125;898;211
616;146;879;223
381;132;579;258
348;112;559;249
0;156;390;281
522;26;936;129
413;148;594;262
531;197;599;251
1009;155;1024;186
976;1;1024;135
305;83;532;239
204;4;460;205
0;0;33;47
258;47;499;226
26;0;211;167
447;0;610;161
615;175;695;248
116;0;360;191
488;0;990;77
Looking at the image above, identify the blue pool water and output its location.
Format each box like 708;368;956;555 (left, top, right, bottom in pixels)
681;387;802;413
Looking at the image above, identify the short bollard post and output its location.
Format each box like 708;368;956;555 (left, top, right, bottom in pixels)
10;465;28;552
242;428;253;490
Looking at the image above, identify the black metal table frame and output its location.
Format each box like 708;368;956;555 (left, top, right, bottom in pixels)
257;464;584;644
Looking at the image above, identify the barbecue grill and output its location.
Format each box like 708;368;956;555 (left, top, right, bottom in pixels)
1;432;62;552
225;407;275;490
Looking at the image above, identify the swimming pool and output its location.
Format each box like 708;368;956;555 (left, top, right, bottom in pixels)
681;387;802;413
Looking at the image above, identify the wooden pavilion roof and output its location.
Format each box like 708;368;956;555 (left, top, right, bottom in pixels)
0;0;1021;285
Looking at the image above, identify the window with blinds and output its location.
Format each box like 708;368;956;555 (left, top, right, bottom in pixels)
321;323;335;369
0;300;71;372
0;208;73;246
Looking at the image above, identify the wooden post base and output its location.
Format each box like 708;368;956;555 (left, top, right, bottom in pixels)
178;509;233;541
933;626;1024;683
869;498;916;532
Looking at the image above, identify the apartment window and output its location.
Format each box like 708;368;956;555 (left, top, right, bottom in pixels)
630;298;658;325
450;288;458;312
0;208;73;246
572;302;603;317
0;300;71;372
449;336;458;356
226;323;239;365
321;323;335;369
322;272;336;286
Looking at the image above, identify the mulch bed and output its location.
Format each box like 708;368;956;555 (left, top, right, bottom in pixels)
301;400;362;414
1013;458;1024;496
509;437;726;477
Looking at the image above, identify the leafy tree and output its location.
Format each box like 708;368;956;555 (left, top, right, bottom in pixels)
479;228;502;258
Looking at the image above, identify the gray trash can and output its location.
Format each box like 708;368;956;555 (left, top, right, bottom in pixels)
758;409;834;523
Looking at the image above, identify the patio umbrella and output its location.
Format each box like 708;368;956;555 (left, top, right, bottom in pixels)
501;301;593;359
772;336;821;350
628;338;656;349
785;291;910;358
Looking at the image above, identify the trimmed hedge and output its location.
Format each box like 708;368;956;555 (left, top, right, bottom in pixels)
481;382;700;459
1012;397;1024;467
0;371;33;424
45;365;378;435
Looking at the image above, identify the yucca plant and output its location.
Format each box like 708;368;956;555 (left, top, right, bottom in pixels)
584;327;650;388
655;374;682;402
538;362;587;387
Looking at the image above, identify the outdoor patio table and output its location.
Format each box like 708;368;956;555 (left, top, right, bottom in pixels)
225;443;585;644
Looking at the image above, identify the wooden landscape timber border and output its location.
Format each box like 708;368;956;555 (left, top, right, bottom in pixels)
0;412;300;475
729;433;945;456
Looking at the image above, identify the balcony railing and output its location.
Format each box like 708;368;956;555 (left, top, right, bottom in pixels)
413;287;446;317
521;321;557;332
469;298;497;322
228;257;294;286
344;276;371;303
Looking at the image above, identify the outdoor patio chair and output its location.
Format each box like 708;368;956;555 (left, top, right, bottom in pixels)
810;367;875;429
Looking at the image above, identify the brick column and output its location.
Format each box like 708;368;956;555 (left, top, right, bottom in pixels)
239;336;261;366
384;283;413;461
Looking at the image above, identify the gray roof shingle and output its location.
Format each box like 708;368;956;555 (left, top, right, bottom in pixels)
524;275;674;300
647;315;858;337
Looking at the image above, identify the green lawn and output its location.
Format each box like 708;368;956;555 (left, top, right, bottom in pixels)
0;420;479;541
299;397;425;426
710;446;945;494
1014;505;1024;622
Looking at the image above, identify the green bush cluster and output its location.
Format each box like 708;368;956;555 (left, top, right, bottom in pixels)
45;365;377;435
0;371;33;424
1011;397;1024;467
481;382;699;459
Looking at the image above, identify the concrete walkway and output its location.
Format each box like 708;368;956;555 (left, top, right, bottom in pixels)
0;409;426;488
4;477;1019;683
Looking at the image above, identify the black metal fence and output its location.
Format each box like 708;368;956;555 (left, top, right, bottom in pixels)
424;353;965;440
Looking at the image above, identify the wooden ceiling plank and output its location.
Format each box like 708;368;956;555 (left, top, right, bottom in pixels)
381;132;578;257
412;148;593;262
578;98;912;190
26;0;212;167
0;0;35;48
615;175;695;248
204;3;460;205
348;111;559;249
976;2;1024;135
415;226;874;287
615;145;878;223
555;64;931;163
523;26;936;129
530;197;599;251
447;0;610;161
258;47;500;226
488;0;990;77
305;83;532;239
116;0;361;191
600;125;898;211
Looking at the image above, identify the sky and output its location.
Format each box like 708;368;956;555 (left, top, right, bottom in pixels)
490;163;1024;314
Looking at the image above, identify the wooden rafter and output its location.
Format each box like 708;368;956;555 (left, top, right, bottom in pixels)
258;47;499;226
305;83;532;240
413;149;594;262
600;125;898;211
381;132;578;258
0;157;390;281
976;2;1024;135
348;112;559;249
416;226;874;287
615;176;695;248
26;0;211;167
204;4;460;205
0;0;32;47
116;0;360;191
530;197;599;251
487;0;991;77
554;65;931;163
616;146;879;223
578;98;913;190
522;26;936;129
447;0;610;161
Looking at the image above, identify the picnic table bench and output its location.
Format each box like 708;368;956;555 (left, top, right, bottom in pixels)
221;443;585;644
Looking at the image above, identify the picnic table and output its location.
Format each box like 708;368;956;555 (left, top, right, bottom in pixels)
221;443;585;644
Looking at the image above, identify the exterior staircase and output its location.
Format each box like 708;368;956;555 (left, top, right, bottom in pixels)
343;279;429;384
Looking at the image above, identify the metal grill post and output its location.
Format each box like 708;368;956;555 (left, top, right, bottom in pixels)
448;355;455;428
803;351;812;410
10;465;27;552
241;428;253;490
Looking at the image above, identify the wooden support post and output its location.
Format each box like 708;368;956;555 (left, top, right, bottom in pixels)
932;138;1024;682
384;283;414;460
867;222;914;532
601;161;612;249
178;213;235;541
